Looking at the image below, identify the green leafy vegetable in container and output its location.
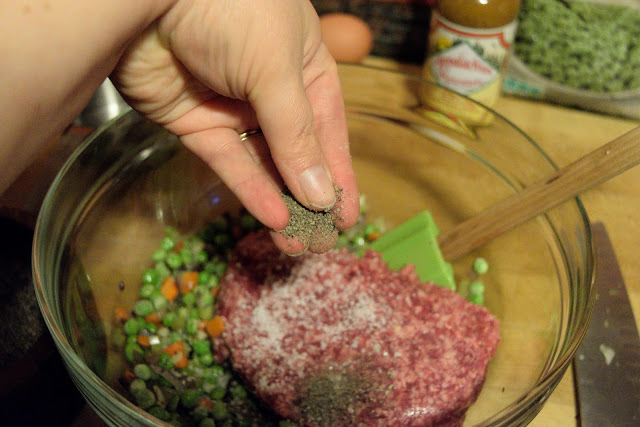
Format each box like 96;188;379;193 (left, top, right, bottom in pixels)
514;0;640;93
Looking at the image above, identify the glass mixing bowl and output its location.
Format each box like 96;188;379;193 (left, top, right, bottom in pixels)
33;63;595;426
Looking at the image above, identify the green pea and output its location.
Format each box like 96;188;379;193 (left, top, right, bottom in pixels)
182;292;196;307
209;386;226;400
145;322;158;334
161;236;176;251
189;307;200;320
198;271;211;285
130;378;147;395
153;294;168;311
230;384;247;399
141;268;159;285
126;335;138;345
193;339;211;356
204;261;218;274
203;366;225;384
140;284;155;299
469;280;485;295
207;276;220;289
151;249;167;263
199;418;216;427
134;300;154;317
123;318;140;335
472;257;489;275
186;318;200;335
199;306;214;321
159;352;174;369
133;363;153;380
163;312;177;328
172;316;186;331
181;389;203;408
155;262;171;279
125;342;144;363
211;401;228;420
166;252;183;269
135;388;156;410
181;247;194;265
199;353;214;367
195;250;209;265
469;293;484;305
198;292;215;308
148;406;171;422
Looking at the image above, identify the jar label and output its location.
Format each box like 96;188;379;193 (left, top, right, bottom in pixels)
425;12;517;102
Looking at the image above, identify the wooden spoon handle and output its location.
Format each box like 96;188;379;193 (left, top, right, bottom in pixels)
438;126;640;261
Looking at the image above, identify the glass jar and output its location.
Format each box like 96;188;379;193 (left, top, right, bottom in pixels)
422;0;521;124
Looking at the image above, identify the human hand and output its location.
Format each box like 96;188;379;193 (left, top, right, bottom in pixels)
112;0;359;254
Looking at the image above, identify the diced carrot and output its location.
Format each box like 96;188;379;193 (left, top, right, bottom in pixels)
160;276;179;302
197;397;214;410
205;315;225;338
180;271;199;294
211;285;221;298
366;232;380;242
123;368;136;383
173;242;184;253
144;312;161;325
163;341;188;368
114;306;129;323
137;334;151;347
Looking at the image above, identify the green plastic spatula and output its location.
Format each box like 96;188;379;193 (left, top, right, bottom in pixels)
369;126;640;288
370;211;456;289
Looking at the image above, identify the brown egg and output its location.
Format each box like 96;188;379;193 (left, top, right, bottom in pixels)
319;13;374;63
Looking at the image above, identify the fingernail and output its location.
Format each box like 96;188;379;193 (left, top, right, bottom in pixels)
299;166;335;209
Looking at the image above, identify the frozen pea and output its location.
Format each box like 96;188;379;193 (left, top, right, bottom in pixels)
211;401;229;420
469;293;484;305
135;388;156;409
130;378;147;395
148;406;171;421
125;342;144;363
141;269;159;285
134;300;154;317
186;318;200;335
210;386;226;400
469;280;485;295
123;318;140;336
151;249;167;262
166;252;183;269
182;292;197;307
133;363;153;380
153;294;168;311
472;257;489;275
181;389;203;408
140;284;155;299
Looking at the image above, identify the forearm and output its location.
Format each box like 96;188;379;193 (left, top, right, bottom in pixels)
0;0;175;193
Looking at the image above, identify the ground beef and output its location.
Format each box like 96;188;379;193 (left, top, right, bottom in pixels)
216;229;500;426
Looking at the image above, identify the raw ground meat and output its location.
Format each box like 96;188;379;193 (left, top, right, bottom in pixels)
216;229;500;426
